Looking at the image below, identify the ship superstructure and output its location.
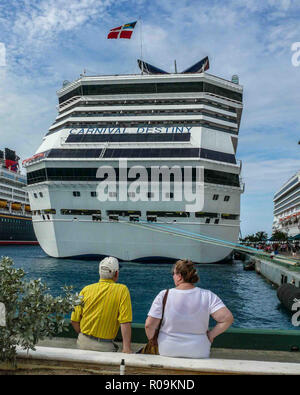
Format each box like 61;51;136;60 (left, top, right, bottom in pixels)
24;59;244;262
0;148;37;244
272;171;300;238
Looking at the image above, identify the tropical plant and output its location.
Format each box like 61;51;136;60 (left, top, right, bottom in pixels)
271;230;288;241
255;231;268;241
0;256;82;366
242;231;268;242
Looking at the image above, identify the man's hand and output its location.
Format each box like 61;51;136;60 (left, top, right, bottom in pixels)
122;347;132;354
71;320;80;334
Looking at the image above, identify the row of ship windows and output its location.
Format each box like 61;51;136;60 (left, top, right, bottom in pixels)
46;147;236;164
33;209;239;222
58;82;243;104
0;184;26;195
48;120;238;136
33;190;232;201
60;99;237;115
274;190;300;213
55;109;236;126
27;168;240;188
0;217;31;225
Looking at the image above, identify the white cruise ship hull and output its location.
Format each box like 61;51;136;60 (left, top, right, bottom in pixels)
24;66;244;263
33;219;238;263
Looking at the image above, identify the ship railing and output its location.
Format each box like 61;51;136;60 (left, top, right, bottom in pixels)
0;168;27;185
22;150;50;168
0;207;31;217
204;92;243;106
58;96;82;112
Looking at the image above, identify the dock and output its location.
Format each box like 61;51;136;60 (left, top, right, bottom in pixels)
243;252;300;287
1;324;300;375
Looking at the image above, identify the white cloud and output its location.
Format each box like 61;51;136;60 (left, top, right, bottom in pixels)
0;0;299;236
242;158;300;195
0;42;6;66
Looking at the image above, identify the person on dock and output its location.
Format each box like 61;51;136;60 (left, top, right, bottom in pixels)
71;256;132;353
145;259;234;358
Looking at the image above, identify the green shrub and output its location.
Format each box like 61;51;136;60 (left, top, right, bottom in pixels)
0;256;82;366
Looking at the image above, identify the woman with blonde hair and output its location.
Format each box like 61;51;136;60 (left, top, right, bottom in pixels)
145;259;234;358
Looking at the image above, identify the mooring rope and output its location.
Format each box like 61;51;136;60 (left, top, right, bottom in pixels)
127;220;299;265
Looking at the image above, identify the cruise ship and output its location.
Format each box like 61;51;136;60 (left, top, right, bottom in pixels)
272;171;300;238
0;148;37;245
23;58;244;262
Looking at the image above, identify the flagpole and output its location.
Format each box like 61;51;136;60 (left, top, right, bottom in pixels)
139;16;143;74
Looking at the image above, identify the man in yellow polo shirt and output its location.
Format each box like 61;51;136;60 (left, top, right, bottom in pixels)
71;256;132;353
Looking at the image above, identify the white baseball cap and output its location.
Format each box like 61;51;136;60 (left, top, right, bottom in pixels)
99;256;119;276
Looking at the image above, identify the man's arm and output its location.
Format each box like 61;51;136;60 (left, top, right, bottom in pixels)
71;320;81;334
207;307;234;343
120;322;132;353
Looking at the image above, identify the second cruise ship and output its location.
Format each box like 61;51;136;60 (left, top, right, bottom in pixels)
23;58;244;262
272;171;300;238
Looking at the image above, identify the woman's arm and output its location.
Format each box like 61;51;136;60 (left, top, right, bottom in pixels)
145;316;161;340
207;307;234;343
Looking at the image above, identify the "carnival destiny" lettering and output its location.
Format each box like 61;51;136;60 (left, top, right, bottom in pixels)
69;126;193;135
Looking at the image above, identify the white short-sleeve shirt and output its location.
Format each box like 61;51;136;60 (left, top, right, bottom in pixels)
148;287;226;358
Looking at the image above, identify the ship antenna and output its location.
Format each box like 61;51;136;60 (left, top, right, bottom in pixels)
174;60;177;73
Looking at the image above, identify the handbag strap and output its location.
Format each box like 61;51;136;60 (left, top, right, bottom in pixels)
157;289;169;333
150;289;169;346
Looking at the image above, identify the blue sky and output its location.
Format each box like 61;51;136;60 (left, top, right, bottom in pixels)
0;0;299;237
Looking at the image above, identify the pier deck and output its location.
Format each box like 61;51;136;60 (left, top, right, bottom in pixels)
1;325;299;375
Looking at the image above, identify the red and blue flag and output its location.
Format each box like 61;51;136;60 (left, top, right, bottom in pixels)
107;21;137;39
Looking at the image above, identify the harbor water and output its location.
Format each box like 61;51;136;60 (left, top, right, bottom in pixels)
0;245;297;330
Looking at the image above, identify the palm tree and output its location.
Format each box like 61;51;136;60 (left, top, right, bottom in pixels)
255;231;268;241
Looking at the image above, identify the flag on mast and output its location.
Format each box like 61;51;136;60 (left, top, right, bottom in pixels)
107;21;137;39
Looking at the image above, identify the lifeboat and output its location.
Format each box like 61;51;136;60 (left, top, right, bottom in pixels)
11;202;22;211
25;204;31;212
0;200;7;209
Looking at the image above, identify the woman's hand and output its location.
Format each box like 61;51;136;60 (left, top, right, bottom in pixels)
207;330;214;344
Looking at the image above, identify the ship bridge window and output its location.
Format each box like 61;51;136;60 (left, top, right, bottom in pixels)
58;80;241;104
34;193;38;198
73;191;81;197
92;214;102;222
212;194;219;200
91;191;97;197
224;195;230;201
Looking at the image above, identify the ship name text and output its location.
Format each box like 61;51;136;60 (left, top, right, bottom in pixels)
69;126;193;135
